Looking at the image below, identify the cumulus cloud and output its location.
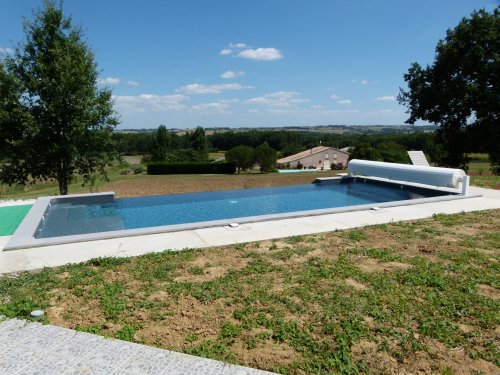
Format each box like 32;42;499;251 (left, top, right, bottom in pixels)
178;83;252;94
221;70;245;79
0;46;13;54
113;94;188;112
238;47;283;61
126;80;140;87
98;77;120;85
246;91;309;108
330;94;340;100
219;49;232;56
337;99;352;105
375;96;396;101
361;80;368;85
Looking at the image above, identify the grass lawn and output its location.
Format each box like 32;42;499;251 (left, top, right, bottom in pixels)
1;210;498;374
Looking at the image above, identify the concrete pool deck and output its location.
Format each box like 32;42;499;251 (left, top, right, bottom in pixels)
0;186;499;275
0;318;274;374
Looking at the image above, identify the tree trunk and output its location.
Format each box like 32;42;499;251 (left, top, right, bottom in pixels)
58;177;68;195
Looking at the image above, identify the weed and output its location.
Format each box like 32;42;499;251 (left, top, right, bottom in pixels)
286;235;305;244
185;334;198;343
188;266;204;275
345;230;367;242
76;324;102;335
186;340;236;363
220;323;242;339
100;282;128;321
116;325;136;342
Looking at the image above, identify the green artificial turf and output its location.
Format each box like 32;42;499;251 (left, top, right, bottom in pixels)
0;205;33;236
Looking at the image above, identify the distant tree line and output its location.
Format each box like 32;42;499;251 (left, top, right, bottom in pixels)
112;127;437;164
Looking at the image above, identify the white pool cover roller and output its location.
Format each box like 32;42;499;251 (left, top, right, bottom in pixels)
348;159;466;188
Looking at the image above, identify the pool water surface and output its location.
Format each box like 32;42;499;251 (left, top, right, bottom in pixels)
35;181;449;239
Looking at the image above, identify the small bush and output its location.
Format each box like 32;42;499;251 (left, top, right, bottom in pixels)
147;162;236;175
132;166;144;174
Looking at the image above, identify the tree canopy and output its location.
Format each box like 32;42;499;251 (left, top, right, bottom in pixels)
151;125;171;162
190;126;209;162
225;145;254;173
253;142;278;173
398;8;499;172
0;0;118;194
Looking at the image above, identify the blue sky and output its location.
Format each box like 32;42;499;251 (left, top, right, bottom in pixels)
1;0;497;129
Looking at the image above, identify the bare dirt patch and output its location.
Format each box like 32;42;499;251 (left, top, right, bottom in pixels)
355;256;412;273
344;277;368;291
477;284;500;300
138;295;239;350
232;338;302;372
174;247;251;282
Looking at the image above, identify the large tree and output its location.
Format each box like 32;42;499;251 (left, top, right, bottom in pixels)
398;8;499;172
0;0;118;195
190;126;209;162
253;142;277;173
225;145;254;173
151;125;170;162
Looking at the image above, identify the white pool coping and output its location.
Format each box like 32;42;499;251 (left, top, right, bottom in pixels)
0;185;499;275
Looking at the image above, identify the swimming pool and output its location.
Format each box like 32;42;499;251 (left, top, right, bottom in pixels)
34;180;449;239
5;175;473;251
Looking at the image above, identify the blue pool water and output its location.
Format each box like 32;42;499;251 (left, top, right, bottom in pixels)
34;181;447;239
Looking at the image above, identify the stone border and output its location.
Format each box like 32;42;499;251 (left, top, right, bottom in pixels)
3;179;480;251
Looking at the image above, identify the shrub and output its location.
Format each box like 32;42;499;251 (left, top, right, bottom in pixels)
132;166;144;174
147;162;236;175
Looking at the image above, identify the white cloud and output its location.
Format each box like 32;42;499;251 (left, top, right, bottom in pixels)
230;42;247;49
246;91;309;108
361;80;368;85
238;47;283;61
126;80;140;87
219;48;232;56
330;94;340;100
310;105;324;110
218;98;240;104
98;77;120;85
337;99;352;105
221;70;245;79
191;102;231;114
0;46;13;54
177;83;252;94
113;94;188;112
375;96;396;101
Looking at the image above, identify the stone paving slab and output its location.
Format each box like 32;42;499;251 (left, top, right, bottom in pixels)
0;318;275;375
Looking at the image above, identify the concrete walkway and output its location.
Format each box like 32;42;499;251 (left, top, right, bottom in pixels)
0;186;499;275
0;318;274;374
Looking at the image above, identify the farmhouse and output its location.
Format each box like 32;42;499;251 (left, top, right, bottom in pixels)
277;146;349;170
